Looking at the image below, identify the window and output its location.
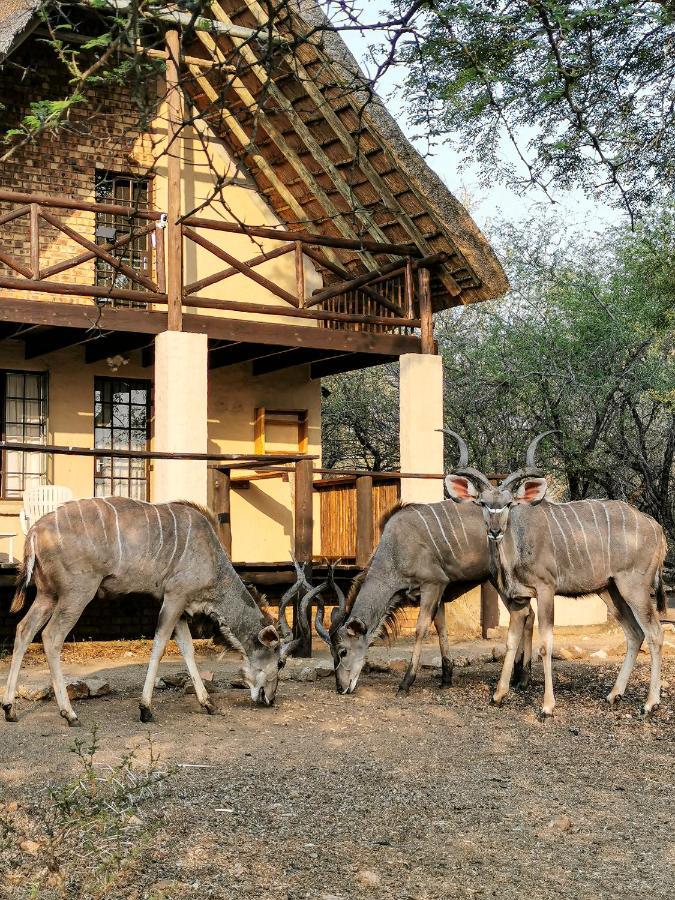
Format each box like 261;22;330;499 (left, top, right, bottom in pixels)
94;378;151;500
0;371;48;499
95;171;151;307
254;407;309;455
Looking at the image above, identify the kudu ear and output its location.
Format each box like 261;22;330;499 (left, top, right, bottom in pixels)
445;474;479;503
257;625;280;647
514;478;547;505
345;617;367;638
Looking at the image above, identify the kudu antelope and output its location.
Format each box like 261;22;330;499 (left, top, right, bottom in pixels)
445;433;668;716
2;498;300;726
307;436;491;695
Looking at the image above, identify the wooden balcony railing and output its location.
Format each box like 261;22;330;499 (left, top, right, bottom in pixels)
0;188;437;339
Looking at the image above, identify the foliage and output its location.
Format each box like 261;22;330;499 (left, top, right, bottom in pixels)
437;207;675;547
398;0;675;220
0;726;172;898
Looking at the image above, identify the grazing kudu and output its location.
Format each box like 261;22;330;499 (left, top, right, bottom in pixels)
2;497;300;726
307;436;491;695
446;433;668;716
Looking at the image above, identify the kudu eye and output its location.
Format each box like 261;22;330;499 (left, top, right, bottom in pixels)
338;648;348;659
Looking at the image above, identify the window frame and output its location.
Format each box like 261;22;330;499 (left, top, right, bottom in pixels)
94;376;152;500
0;369;49;500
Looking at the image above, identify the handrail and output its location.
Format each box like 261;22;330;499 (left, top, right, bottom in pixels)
0;188;162;221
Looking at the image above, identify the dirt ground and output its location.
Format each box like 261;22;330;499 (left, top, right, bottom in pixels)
1;632;674;899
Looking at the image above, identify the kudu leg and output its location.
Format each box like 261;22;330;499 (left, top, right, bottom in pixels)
434;602;454;688
173;617;216;715
397;583;444;696
536;589;556;717
492;601;530;707
139;597;184;722
511;603;535;690
603;586;643;706
615;575;663;714
41;587;98;727
2;594;55;722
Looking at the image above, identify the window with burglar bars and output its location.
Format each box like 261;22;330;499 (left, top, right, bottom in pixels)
0;371;49;499
94;378;151;500
94;171;151;308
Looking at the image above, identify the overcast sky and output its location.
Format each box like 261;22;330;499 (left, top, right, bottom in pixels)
339;25;622;239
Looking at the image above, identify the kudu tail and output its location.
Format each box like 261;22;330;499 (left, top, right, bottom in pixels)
10;533;36;615
655;535;668;616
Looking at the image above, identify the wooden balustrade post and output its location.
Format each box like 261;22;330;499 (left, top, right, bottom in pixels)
29;203;40;279
418;266;434;354
356;475;374;569
294;241;305;306
213;468;232;557
293;457;314;656
165;28;183;332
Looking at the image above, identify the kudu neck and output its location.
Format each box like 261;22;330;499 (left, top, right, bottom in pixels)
350;551;407;632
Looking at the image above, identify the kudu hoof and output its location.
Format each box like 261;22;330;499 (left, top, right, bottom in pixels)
60;710;81;727
606;693;623;707
2;704;17;723
203;701;219;716
642;703;659;718
139;705;155;724
490;695;504;708
396;687;410;699
538;708;554;722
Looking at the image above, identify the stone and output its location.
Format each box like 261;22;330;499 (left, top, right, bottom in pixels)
17;682;53;702
230;678;248;690
547;815;573;833
297;666;317;683
154;678;169;690
553;647;574;661
492;644;506;661
65;680;89;700
355;870;381;888
590;649;608;660
365;661;391;674
20;840;40;856
389;657;408;674
314;664;334;679
661;679;669;691
453;656;471;668
161;672;188;688
486;627;501;640
184;679;219;695
84;677;111;697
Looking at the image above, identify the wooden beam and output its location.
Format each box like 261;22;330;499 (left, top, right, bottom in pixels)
310;352;396;379
418;267;435;354
183;226;299;307
301;246;400;311
24;327;92;359
212;468;232;556
0;297;423;355
0;275;163;306
184;243;294;296
209;342;288;369
0;189;161;220
180;216;419;257
251;347;344;376
165;29;183;331
306;257;408;312
84;333;153;364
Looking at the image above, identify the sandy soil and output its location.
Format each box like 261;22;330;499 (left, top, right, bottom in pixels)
1;637;674;899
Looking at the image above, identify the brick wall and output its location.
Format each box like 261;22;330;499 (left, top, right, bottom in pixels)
0;39;158;298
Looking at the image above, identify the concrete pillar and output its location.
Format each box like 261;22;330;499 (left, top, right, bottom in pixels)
399;353;444;504
152;330;208;504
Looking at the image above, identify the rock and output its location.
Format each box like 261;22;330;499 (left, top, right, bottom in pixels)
200;670;214;683
66;680;89;700
84;677;111;697
486;627;501;640
453;656;471;668
355;870;381;888
570;645;587;659
388;657;408;674
20;840;40;856
492;643;506;661
661;679;669;691
553;647;574;661
126;814;143;826
547;814;573;833
314;664;334;679
17;682;53;701
230;678;248;690
161;672;188;688
297;666;317;683
365;661;390;674
590;649;608;660
184;679;220;695
123;651;135;658
154;677;169;690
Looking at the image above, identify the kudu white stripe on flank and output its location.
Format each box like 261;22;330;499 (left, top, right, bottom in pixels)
154;505;164;556
100;498;123;569
412;507;443;562
443;503;467;550
547;506;574;568
75;500;97;554
566;505;594;570
586;500;606;575
429;505;456;553
543;513;560;579
165;506;180;575
602;504;612;571
176;507;193;568
93;499;108;544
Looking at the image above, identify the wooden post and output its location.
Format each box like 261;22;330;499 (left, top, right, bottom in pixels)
165;29;183;331
294;241;305;306
294;457;314;656
404;257;415;319
213;468;232;557
480;582;500;638
29;203;40;279
418;266;434;353
356;475;374;569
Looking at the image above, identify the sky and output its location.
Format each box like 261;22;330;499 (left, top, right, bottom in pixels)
339;23;622;240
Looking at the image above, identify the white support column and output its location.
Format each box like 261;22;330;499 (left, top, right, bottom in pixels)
152;330;208;504
399;353;444;504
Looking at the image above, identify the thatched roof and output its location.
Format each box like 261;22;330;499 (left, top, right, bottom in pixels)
0;0;509;309
0;0;39;60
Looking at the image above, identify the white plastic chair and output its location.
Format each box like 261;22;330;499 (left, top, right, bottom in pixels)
20;485;74;534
